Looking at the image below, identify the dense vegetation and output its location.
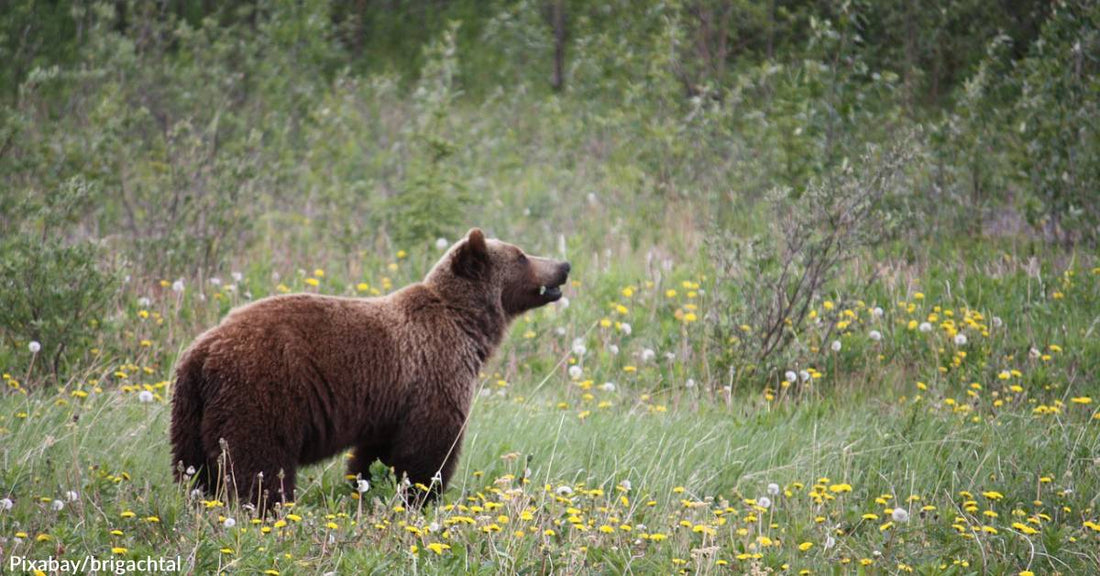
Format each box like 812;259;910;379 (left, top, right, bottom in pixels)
1;1;1098;574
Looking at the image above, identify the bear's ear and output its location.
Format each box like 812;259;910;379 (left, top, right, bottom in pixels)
452;228;490;279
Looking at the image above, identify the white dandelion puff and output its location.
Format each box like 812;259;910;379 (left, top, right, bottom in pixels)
137;297;151;307
356;479;371;493
138;390;154;403
685;378;696;389
954;334;968;346
869;330;883;342
568;365;583;380
172;279;185;293
600;382;616;392
799;370;811;382
767;483;780;496
51;500;64;511
0;498;12;511
620;323;632;336
871;306;884;318
757;496;772;509
992;316;1003;328
620;480;632;491
608;344;619;355
65;491;79;502
436;238;450;250
891;507;910;523
28;341;41;354
571;338;587;356
831;340;842;352
641;348;656;362
825;535;836;549
232;271;243;283
785;371;798;384
555;486;574;496
223;517;236;528
919;322;933;333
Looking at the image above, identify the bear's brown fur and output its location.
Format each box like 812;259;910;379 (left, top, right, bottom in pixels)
170;229;569;507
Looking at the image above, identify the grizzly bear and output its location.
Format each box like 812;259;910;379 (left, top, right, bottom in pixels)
169;229;570;507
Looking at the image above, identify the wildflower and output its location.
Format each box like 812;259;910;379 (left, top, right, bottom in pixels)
641;348;656;362
831;340;842;352
137;297;152;307
600;382;616;392
799;370;811;382
785;371;797;384
572;338;587;356
992;316;1003;328
223;517;236;528
0;498;12;510
919;322;932;333
871;307;884;318
556;486;574;497
954;334;968;346
684;379;695;389
891;507;909;523
172;279;185;293
608;344;619;355
767;483;780;496
357;479;371;493
65;491;79;502
757;496;772;509
29;341;41;353
436;238;450;250
799;542;814;551
869;330;882;342
620;480;632;491
1070;397;1092;404
568;365;583;380
138;390;155;403
51;500;64;511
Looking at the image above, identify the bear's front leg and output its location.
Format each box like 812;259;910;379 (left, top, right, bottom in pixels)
386;408;465;506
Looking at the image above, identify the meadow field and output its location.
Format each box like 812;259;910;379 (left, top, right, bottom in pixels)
2;1;1099;574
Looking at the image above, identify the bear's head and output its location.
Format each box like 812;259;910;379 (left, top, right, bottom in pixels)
426;228;571;317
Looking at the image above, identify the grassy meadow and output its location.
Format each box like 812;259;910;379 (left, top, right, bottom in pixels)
1;239;1099;574
3;1;1100;574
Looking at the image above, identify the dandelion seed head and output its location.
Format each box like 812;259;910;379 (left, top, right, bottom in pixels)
435;237;450;250
831;340;842;352
223;517;236;528
28;341;41;354
891;507;910;523
0;498;12;511
572;338;587;356
568;365;583;380
954;334;968;346
356;479;371;493
869;330;883;342
767;483;780;496
138;390;154;403
919;322;932;333
785;371;797;383
757;496;772;509
600;382;616;392
51;500;64;511
641;348;656;362
172;279;185;293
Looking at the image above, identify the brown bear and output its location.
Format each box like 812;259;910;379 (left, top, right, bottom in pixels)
169;228;569;507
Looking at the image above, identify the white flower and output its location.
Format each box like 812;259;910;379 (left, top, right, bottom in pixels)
641;348;656;362
210;277;222;286
356;479;371;493
664;352;676;361
428;521;440;532
558;296;570;309
757;496;772;509
232;271;244;283
51;499;64;511
785;371;798;384
190;489;203;499
555;327;567;336
223;517;236;528
435;237;450;250
1029;347;1041;359
825;535;836;549
891;507;909;523
608;344;619;355
555;486;574;496
620;323;632;336
620;480;632;491
185;466;196;476
767;483;780;496
799;370;811;382
992;316;1003;328
831;340;842;352
172;279;185;293
28;341;41;353
65;491;79;502
0;498;12;511
685;378;696;389
869;330;882;342
137;297;152;307
138;390;154;403
919;322;933;333
571;338;587;356
568;365;583;380
871;306;884;318
954;334;967;346
600;382;616;392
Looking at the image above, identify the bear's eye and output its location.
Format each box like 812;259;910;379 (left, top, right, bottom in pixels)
517;253;528;264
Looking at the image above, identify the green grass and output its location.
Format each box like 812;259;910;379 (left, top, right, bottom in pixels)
2;248;1099;575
